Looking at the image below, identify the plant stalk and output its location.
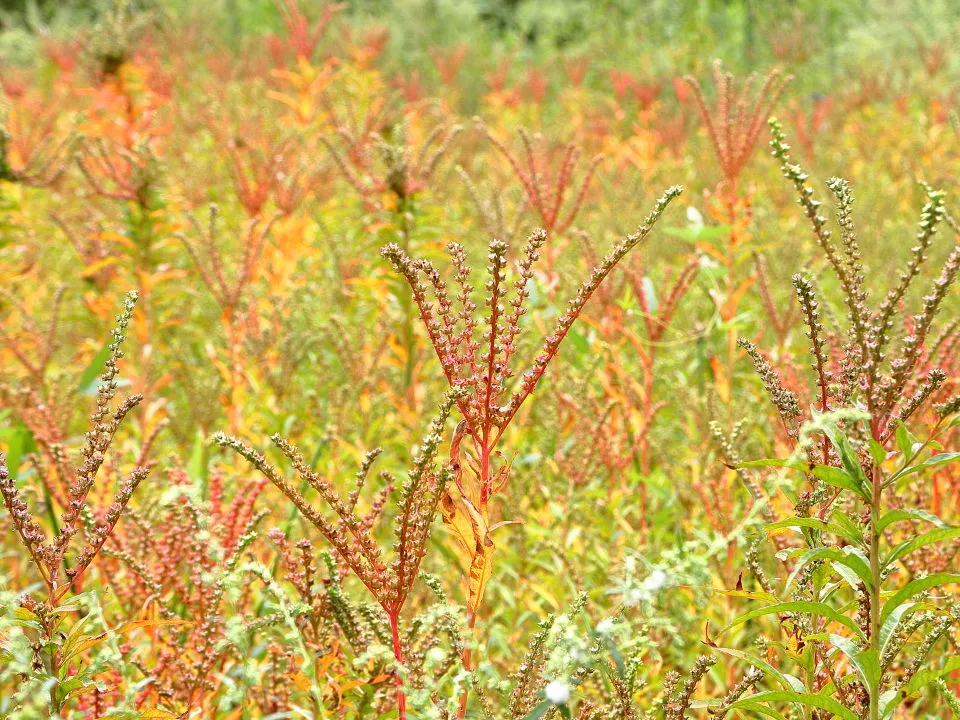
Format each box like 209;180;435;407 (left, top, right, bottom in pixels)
869;462;882;720
389;612;407;720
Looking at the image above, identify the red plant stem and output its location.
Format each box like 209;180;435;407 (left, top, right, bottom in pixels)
456;610;478;718
389;612;407;720
479;440;491;503
638;349;653;527
482;268;503;450
458;440;490;715
641;348;654;478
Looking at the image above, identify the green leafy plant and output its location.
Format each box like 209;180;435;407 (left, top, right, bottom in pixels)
708;121;960;720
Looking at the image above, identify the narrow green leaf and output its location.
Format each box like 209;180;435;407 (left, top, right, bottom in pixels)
817;419;870;492
720;601;865;640
721;701;789;720
810;465;869;501
522;700;552;720
765;517;863;545
894;422;914;459
713;646;805;693
879;602;914;664
784;547;871;591
737;458;869;500
829;635;880;693
868;440;887;466
881;574;960;624
78;343;112;395
892;453;960;484
905;656;960;694
725;690;859;720
877;508;949;533
884;527;960;568
883;657;960;715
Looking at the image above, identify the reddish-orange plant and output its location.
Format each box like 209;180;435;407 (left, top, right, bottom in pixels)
214;390;463;720
0;88;75;187
103;462;267;711
323;113;462;212
380;186;681;714
179;207;276;433
206;111;311;216
268;0;345;65
480;122;603;237
684;59;791;190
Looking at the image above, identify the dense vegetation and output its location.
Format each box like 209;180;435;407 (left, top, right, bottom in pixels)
1;1;959;718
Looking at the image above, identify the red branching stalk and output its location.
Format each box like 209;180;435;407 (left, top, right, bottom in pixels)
608;70;663;110
485;56;513;96
564;235;699;499
523;68;549;104
456;164;529;243
480;122;603;236
102;462;267;711
214;390;463;720
431;43;469;86
179;207;277;433
735;122;960;537
341;25;391;69
382;186;681;714
0;285;66;388
323;113;462;212
77;135;161;207
787;95;832;162
563;56;591;87
910;27;949;77
383;186;681;467
683;61;790;426
0;88;75;187
753;251;801;347
0;286;84;510
50;211;123;289
628;256;700;472
271;0;345;64
205;112;312;216
843;70;894;113
769;121;959;446
320;91;390;167
0;292;149;612
684;60;791;190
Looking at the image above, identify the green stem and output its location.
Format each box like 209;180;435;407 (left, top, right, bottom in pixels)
396;196;416;392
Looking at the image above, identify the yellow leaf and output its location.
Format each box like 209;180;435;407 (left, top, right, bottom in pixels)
709;356;730;404
80;256;120;278
138;709;180;719
440;489;494;615
94;230;136;248
291;671;313;692
116;619;192;644
63;632;108;661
